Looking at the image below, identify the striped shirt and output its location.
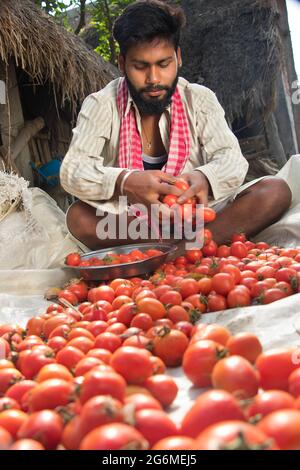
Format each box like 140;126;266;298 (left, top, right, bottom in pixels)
60;77;249;214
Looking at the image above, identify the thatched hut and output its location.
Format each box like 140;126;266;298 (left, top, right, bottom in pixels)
180;0;300;180
0;0;118;203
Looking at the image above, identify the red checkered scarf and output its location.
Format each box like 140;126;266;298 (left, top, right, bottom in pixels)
117;77;191;176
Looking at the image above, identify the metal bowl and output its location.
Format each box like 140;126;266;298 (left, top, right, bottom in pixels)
64;243;178;281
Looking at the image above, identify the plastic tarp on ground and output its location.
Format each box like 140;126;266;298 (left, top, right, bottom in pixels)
1;156;300;423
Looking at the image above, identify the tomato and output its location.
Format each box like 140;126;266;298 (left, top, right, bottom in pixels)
42;314;74;339
94;332;122;352
180;390;245;438
110;346;153;384
124;393;162;411
87;348;112;364
261;288;287;304
0;397;20;412
202;207;216;223
185;249;203;264
80;396;123;437
194;420;277;450
167;306;189;324
74;357;103;377
211;273;235;296
80;370;126;404
256;348;300;391
197;277;213;295
123;334;153;351
226;333;263;364
0;359;14;370
0;338;10;358
130;313;153;331
217;245;230;258
137;298;167;321
289;368;300;398
212;355;259;399
230;242;248;259
163;194;178;207
0;409;28;438
0;368;24;395
0;425;12;450
152;328;189;367
159;290;183;307
247;390;295;420
56;345;85;370
47;336;67;353
26;316;46;337
89;286;115;304
115;303;137;326
152;436;195;450
65;252;81;266
184;294;207;313
176;278;199;299
17;410;63;450
183;339;227;388
66;281;88;303
134;408;178;447
207;293;227;312
227;287;251;308
80;422;148;450
58;289;78;305
191;324;231;346
36;364;73;383
67;336;95;354
175;178;190;192
202;240;218;257
10;438;45;450
232;233;246;243
5;380;36;407
149;356;166;375
258;409;300;450
27;379;75;412
61;415;83;450
111;295;132;310
143;375;178;408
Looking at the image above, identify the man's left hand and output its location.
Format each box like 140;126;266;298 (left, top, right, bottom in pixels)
177;171;210;206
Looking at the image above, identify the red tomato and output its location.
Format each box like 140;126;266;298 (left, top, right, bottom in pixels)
0;425;12;450
88;286;115;304
56;345;85;370
227;287;251;308
66;281;88;302
137;298;167;321
202;240;218;257
0;368;24;395
217;245;231;258
110;346;153;384
124;393;162;411
194;420;277;450
143;375;178;408
58;289;78;305
35;364;73;383
247;390;295;419
231;233;246;243
27;379;75;412
134;408;178;447
65;252;81;266
207;293;227;312
183;339;228;388
17;410;63;450
94;332;122;352
9;439;45;450
212;355;259;399
0;409;28;439
152;328;189;367
180;390;245;438
230;242;248;259
185;249;203;264
163;194;178;207
0;397;20;412
153;436;195;450
212;273;235;296
80;370;126;404
226;333;263;364
256;348;300;391
80;396;123;436
289;368;300;398
79;423;148;450
258;409;300;450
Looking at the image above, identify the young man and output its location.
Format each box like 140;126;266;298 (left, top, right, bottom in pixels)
60;0;291;251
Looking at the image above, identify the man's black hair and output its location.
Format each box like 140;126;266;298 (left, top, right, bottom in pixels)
113;0;186;56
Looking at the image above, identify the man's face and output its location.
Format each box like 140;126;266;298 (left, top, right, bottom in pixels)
119;38;181;115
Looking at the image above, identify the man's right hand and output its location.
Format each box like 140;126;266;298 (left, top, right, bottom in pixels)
118;170;184;216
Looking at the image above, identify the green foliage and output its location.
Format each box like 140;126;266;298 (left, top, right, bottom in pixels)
92;0;133;64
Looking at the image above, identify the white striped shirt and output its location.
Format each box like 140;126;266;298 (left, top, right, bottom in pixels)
60;77;249;214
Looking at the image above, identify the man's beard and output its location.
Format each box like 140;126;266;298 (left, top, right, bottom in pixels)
125;72;179;116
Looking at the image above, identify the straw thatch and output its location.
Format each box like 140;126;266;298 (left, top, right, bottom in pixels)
180;0;281;124
0;0;118;111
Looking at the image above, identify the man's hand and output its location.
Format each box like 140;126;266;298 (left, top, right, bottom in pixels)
120;170;184;216
176;171;210;206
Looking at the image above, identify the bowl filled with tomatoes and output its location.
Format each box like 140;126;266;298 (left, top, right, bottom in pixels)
64;243;178;281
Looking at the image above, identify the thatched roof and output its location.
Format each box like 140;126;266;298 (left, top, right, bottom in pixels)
0;0;118;111
180;0;281;123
